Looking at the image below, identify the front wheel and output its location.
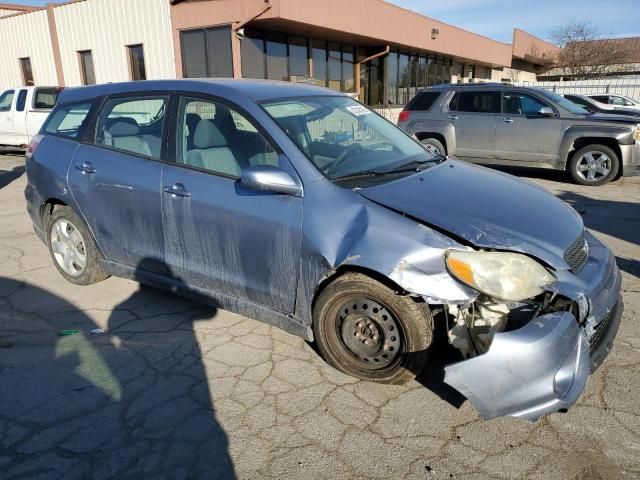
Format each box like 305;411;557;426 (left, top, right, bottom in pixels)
313;273;433;384
569;144;619;186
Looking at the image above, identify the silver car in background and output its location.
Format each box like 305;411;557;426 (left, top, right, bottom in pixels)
397;83;640;185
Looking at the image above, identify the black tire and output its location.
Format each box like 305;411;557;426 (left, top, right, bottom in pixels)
568;144;620;186
313;272;433;384
420;137;446;156
46;206;109;285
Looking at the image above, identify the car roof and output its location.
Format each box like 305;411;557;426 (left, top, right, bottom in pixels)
57;78;342;104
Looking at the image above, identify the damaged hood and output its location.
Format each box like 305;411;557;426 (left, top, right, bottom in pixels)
357;160;583;269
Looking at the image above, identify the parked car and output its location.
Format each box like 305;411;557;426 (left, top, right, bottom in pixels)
0;86;62;150
564;93;640;118
397;83;640;185
25;79;622;420
589;93;640;111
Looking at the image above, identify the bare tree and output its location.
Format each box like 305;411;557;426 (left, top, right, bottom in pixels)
549;20;629;79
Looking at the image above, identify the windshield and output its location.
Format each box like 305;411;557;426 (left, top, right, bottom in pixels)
537;89;591;115
262;96;439;184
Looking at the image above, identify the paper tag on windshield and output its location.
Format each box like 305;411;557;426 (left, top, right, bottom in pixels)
345;105;371;117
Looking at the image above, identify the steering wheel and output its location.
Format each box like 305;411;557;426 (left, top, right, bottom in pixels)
326;144;363;177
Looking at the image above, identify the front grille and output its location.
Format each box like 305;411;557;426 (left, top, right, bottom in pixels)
565;232;588;273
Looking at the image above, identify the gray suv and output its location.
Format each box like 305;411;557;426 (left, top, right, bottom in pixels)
397;84;640;186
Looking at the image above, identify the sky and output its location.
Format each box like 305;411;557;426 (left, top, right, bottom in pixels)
386;0;640;43
8;0;640;44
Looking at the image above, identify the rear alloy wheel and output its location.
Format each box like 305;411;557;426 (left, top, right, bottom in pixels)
569;144;619;186
313;273;433;384
420;137;446;157
47;206;109;285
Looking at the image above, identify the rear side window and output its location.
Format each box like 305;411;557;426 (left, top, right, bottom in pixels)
406;92;441;111
590;95;608;104
95;96;168;159
0;90;14;112
43;102;92;138
449;91;500;114
16;89;27;112
33;88;62;110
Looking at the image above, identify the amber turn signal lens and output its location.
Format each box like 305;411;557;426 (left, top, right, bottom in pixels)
446;256;475;285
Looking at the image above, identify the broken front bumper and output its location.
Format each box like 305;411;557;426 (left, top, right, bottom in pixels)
444;232;623;421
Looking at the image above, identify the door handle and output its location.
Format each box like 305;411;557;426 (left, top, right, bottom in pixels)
163;183;191;198
75;161;96;174
447;115;459;121
501;117;514;123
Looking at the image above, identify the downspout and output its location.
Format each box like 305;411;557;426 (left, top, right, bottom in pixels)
231;2;273;78
355;45;390;100
234;2;273;32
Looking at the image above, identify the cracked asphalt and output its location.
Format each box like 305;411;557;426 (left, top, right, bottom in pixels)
1;154;639;480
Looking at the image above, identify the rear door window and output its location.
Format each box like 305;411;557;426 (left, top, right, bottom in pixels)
16;89;27;112
33;88;62;110
0;90;14;112
95;96;168;159
43;102;92;138
405;92;441;111
449;91;500;113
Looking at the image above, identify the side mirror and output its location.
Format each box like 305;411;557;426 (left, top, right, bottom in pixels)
240;165;302;197
537;106;555;117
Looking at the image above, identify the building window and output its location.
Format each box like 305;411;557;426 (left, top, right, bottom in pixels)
128;44;146;81
181;26;233;78
241;29;266;79
327;43;341;91
312;39;327;87
19;58;34;86
289;36;308;78
342;45;354;93
265;32;288;81
78;50;96;85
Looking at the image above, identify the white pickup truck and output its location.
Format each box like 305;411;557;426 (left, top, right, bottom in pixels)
0;86;62;149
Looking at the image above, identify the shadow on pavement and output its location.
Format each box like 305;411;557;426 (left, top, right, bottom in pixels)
413;310;466;409
0;165;25;190
0;260;236;479
480;164;571;184
557;191;640;247
616;256;640;280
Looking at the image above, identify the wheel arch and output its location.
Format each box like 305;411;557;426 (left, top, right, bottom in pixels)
40;198;68;233
41;199;106;258
561;127;628;171
415;132;448;155
311;265;414;326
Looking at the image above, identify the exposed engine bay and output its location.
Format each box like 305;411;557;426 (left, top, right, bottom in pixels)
445;293;578;359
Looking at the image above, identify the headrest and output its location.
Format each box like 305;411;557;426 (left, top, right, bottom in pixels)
186;113;201;129
193;120;226;149
109;118;140;137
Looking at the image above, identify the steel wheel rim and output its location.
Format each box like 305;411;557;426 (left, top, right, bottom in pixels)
50;219;87;277
424;143;442;156
335;297;402;370
577;151;611;182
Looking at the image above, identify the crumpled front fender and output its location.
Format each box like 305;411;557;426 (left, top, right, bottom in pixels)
444;311;590;421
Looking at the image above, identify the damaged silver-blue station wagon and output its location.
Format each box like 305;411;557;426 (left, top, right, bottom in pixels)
24;80;622;421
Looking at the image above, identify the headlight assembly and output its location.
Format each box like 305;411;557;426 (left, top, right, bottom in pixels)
445;250;555;301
